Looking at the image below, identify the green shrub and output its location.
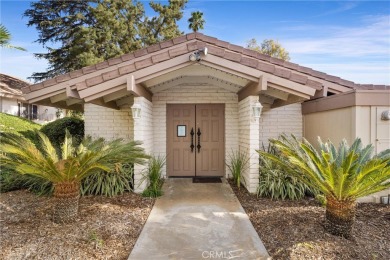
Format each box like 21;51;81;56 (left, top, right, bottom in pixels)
81;163;134;197
226;150;250;190
257;144;317;200
142;156;166;198
0;168;53;195
41;117;84;149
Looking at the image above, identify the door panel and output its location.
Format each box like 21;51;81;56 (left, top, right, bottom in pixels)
167;104;225;177
167;105;196;176
196;104;225;177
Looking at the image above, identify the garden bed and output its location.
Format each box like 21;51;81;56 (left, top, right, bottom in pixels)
229;180;390;259
0;190;154;259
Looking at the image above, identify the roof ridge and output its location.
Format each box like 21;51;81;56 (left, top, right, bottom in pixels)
22;32;389;94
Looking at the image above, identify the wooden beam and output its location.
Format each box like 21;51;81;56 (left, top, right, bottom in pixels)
271;95;306;109
82;85;126;102
263;88;289;101
35;99;84;112
28;90;64;104
116;96;134;107
50;92;68;103
103;89;131;103
258;94;275;105
312;85;328;99
66;98;83;106
66;86;81;99
268;82;311;99
90;98;120;110
127;75;153;102
237;76;266;101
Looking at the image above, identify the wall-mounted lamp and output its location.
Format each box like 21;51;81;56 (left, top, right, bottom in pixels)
131;103;141;119
381;110;390;121
252;101;263;119
189;47;208;62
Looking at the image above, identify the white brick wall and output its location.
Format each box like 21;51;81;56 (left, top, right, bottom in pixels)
259;103;303;148
238;96;260;193
133;97;154;193
84;103;134;141
152;84;239;178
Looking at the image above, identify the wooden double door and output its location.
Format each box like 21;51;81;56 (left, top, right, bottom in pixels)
167;104;225;177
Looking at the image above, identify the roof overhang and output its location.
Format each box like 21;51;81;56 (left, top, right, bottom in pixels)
302;89;390;114
23;33;381;112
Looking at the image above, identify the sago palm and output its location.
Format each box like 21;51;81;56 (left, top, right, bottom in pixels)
0;24;26;51
258;135;390;238
0;131;149;223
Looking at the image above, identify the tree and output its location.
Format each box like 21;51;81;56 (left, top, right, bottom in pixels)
0;131;149;223
188;11;205;32
258;135;390;238
24;0;187;81
0;24;26;51
247;38;290;61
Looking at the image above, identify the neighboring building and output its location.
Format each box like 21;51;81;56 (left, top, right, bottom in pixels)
21;33;390;201
0;73;58;123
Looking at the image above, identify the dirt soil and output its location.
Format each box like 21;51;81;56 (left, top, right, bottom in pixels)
229;180;390;260
0;190;154;260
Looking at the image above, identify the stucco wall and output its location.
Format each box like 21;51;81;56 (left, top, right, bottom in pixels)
303;107;354;147
259;103;303;148
84;103;134;141
152;84;239;178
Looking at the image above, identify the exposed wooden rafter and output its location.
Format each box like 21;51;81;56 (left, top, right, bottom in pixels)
127;75;153;102
237;75;266;101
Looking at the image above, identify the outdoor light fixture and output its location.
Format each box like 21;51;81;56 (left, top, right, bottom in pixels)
189;47;208;62
381;110;390;121
252;101;263;119
131;103;141;119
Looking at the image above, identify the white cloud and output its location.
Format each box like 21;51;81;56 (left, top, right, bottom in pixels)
282;15;390;57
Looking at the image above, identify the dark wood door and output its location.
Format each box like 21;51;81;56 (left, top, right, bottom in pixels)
167;104;225;177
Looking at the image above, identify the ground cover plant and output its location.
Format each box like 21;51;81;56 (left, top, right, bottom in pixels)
258;135;390;238
142;156;166;197
258;144;317;200
226;150;249;190
0;130;149;223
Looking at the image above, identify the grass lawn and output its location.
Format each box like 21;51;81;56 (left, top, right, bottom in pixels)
0;112;41;133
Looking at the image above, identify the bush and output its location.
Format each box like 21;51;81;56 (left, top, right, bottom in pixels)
142;156;166;198
0;168;53;195
81;163;134;197
257;144;317;200
226;150;250;190
41;117;84;149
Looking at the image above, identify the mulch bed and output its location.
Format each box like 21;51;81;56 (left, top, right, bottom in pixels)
229;180;390;260
0;190;154;259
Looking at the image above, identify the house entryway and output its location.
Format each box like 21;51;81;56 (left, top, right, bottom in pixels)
167;104;225;177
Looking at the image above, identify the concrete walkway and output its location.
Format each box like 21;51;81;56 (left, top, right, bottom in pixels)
129;178;269;260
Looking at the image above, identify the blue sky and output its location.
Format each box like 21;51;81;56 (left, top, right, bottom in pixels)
1;0;389;84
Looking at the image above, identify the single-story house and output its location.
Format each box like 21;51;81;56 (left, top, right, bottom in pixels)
21;33;390;200
0;73;58;122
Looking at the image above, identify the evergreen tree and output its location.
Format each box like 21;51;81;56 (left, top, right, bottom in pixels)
247;38;290;61
188;11;205;32
24;0;187;82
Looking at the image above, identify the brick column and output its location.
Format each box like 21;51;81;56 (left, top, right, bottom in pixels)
238;96;260;193
133;97;153;193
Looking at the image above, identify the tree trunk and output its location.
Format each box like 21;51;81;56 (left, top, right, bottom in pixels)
52;181;80;224
325;196;356;238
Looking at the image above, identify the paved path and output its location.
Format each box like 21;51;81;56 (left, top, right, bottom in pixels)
129;178;269;260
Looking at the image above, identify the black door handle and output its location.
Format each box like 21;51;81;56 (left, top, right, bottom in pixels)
197;127;201;153
190;128;195;152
